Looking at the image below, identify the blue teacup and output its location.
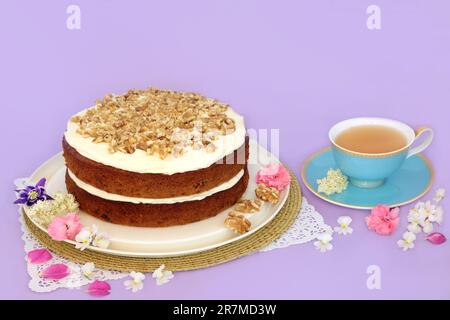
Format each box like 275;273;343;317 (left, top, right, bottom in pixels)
329;118;433;188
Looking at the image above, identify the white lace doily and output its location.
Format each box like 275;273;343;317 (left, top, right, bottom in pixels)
259;196;332;252
16;178;330;293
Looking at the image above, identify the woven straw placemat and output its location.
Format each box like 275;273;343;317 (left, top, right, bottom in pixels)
23;173;302;272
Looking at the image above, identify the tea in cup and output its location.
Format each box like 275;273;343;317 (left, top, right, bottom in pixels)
329;118;433;188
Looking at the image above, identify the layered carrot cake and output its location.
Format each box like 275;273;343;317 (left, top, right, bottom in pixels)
62;88;248;227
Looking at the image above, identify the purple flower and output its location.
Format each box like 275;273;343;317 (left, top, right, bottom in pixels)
14;178;53;206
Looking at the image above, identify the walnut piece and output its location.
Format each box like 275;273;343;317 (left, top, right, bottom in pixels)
255;184;280;204
71;87;237;159
235;199;262;213
224;212;251;234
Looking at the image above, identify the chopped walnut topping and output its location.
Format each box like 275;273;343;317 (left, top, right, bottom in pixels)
71;87;236;159
255;184;280;204
235;199;262;213
224;212;251;234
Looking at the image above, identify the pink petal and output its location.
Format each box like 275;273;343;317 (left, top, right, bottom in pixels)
365;215;382;230
371;204;390;217
47;217;68;241
66;224;83;240
64;212;80;225
86;280;111;297
426;232;447;245
375;223;392;235
65;214;83;240
27;249;53;264
390;216;400;228
40;263;70;280
390;207;400;217
259;164;278;175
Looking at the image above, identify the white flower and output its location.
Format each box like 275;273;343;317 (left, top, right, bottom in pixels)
75;226;95;251
412;202;428;222
92;232;110;249
152;264;174;286
334;216;353;235
81;262;95;279
27;192;79;227
408;208;425;227
407;209;425;234
400;191;445;249
407;222;422;234
90;224;99;234
428;206;443;224
314;233;333;253
124;271;146;293
417;201;437;220
317;169;348;195
74;225;99;251
397;231;416;251
434;188;445;203
422;220;434;234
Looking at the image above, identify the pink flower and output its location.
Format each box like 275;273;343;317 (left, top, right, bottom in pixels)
366;205;400;235
48;213;83;241
256;164;291;192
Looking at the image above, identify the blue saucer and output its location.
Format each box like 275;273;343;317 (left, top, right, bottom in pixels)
301;147;434;209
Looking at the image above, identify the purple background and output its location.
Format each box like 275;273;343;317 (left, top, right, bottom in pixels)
1;0;449;299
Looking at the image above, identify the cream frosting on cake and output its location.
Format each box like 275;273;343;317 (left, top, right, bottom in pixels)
65;108;245;175
67;169;244;204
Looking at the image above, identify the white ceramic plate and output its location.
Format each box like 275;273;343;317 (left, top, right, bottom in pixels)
23;140;289;257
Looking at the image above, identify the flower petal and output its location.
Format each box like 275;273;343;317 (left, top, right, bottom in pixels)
426;232;447;245
64;213;83;240
42;194;54;201
337;215;352;225
27;249;53;264
47;217;69;241
13;198;28;205
40;263;70;280
87;280;111;297
35;178;46;188
390;207;400;217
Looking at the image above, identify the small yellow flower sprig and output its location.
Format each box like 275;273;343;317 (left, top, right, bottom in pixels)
317;168;349;196
27;192;79;227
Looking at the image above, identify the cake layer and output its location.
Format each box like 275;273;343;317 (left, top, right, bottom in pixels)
67;168;245;204
63;137;249;199
65;168;249;227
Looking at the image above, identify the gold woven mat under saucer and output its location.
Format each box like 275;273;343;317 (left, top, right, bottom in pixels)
23;173;302;272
